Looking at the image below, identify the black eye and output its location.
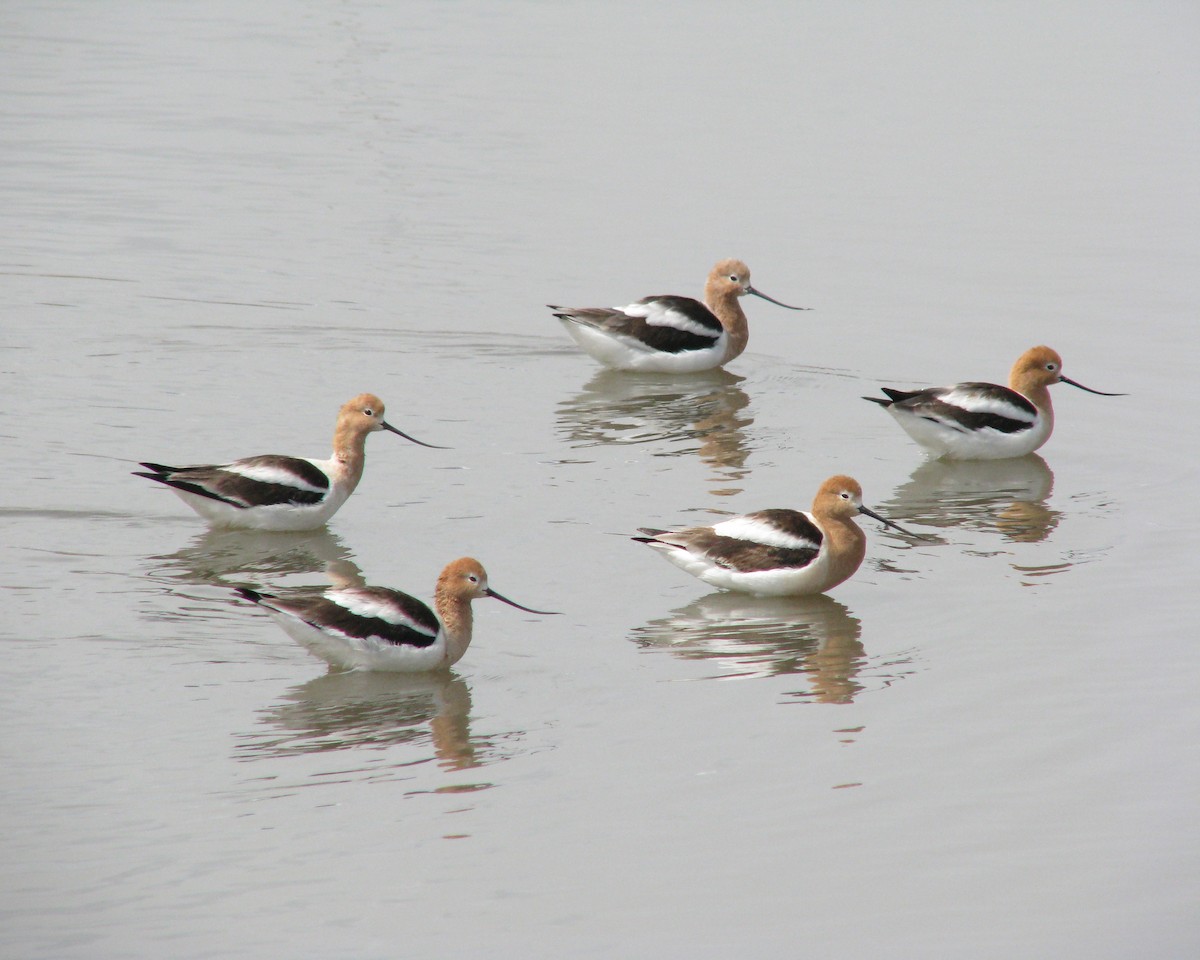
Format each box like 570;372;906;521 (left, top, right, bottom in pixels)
1045;364;1057;372
468;574;479;583
364;408;374;416
728;275;739;282
840;492;851;499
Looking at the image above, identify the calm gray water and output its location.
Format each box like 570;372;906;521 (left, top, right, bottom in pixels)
3;2;1198;957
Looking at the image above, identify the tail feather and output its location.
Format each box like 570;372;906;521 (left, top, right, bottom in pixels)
549;305;607;329
864;387;923;408
633;527;671;545
234;587;268;604
133;470;243;507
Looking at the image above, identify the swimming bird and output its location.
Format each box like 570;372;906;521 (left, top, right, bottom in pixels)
135;393;443;531
634;475;915;597
549;258;808;373
863;345;1123;460
234;557;559;671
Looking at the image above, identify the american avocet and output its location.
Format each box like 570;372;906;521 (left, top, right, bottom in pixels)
549;258;808;372
134;393;443;531
634;475;915;597
235;558;560;671
863;346;1123;460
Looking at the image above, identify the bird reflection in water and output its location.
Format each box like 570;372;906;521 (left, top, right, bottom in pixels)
631;593;895;703
235;671;520;783
879;454;1061;545
142;525;358;591
556;368;753;496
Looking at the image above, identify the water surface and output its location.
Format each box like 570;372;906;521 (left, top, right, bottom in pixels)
3;2;1198;957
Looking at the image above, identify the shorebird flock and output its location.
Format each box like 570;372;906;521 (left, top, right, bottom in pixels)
137;259;1123;671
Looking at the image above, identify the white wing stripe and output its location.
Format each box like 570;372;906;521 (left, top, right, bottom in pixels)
226;461;328;492
329;590;436;635
619;302;719;337
711;516;818;550
939;388;1037;422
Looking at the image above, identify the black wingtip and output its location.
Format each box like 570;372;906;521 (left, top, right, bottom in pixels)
862;395;892;407
137;474;245;507
234;587;265;604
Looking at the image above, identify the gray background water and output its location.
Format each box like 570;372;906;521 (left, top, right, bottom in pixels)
3;2;1198;957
